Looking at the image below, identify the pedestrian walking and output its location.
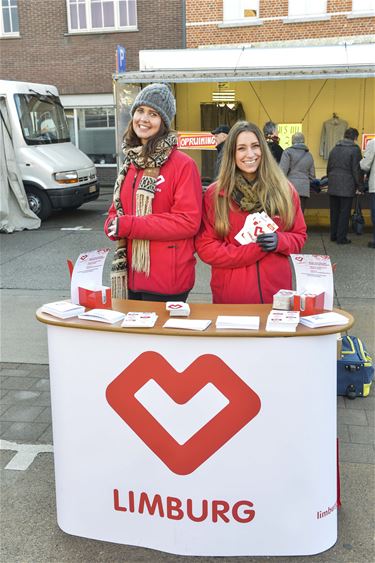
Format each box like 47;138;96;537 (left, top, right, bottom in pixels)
360;138;375;248
104;83;202;302
279;132;316;213
195;121;307;304
211;124;230;179
327;127;363;244
263;121;284;163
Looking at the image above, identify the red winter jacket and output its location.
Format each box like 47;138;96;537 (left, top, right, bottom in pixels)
195;184;307;304
104;148;202;295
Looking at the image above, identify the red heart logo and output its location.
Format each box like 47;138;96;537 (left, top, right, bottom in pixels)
169;304;183;309
106;352;261;475
295;256;303;262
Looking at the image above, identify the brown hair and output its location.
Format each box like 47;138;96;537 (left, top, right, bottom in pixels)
214;121;294;236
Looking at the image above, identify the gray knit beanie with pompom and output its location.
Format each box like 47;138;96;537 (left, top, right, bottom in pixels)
130;83;176;128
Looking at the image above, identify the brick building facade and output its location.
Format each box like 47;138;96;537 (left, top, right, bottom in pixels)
186;0;375;47
0;0;183;184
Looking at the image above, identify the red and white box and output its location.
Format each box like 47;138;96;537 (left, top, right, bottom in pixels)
293;291;325;317
166;302;190;317
78;285;112;310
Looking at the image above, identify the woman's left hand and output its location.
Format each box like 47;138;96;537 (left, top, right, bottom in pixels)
256;232;278;252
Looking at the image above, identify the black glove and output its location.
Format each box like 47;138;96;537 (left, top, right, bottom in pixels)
256;232;278;252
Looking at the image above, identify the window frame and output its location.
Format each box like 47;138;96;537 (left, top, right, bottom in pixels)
66;105;117;167
288;0;328;17
66;0;137;34
350;0;375;15
0;0;19;37
222;0;260;23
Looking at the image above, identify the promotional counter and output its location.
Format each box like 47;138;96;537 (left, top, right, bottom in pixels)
36;300;354;557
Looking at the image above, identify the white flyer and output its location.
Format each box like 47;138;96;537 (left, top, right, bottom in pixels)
291;254;334;310
70;248;110;305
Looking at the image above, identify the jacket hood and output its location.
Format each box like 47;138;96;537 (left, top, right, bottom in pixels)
291;143;309;151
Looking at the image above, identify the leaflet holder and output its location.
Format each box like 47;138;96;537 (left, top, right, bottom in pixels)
293;292;325;317
67;259;112;309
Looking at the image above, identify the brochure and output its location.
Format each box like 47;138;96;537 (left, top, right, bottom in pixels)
291;254;333;310
266;310;300;332
41;300;85;319
163;319;211;331
121;312;158;328
78;309;125;324
70;249;111;306
216;315;260;330
299;312;348;328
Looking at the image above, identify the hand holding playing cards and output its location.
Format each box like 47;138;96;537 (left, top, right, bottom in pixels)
257;232;278;252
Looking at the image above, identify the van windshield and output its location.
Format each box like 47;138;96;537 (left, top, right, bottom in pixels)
14;92;70;145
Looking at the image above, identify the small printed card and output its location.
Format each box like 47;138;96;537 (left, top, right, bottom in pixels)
121;312;158;328
235;212;279;246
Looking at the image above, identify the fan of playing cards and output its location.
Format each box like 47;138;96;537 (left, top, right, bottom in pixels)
234;211;279;245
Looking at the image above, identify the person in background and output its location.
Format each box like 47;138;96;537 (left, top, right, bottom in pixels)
104;83;202;301
195;121;307;304
263;121;283;163
279;132;316;213
360;138;375;248
327;127;363;245
212;124;230;179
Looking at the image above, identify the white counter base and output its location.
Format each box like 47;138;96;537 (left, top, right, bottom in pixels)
47;325;338;556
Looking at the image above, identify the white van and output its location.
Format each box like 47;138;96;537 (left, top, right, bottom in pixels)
0;80;99;220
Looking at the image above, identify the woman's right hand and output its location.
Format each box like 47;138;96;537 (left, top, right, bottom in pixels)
107;218;118;238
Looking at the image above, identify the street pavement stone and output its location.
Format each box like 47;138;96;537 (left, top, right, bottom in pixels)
4;421;50;442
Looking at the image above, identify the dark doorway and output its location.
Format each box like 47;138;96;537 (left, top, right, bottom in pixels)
200;102;246;182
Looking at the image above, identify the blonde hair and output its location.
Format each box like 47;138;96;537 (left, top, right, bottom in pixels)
214;121;294;237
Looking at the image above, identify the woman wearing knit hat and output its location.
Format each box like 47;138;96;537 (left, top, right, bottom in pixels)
104;83;202;301
195;121;307;304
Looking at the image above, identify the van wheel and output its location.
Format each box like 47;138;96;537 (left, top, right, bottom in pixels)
25;186;52;221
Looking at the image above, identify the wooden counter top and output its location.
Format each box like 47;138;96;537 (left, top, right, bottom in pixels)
36;299;354;337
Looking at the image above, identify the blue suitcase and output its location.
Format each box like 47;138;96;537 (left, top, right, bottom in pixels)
337;336;374;399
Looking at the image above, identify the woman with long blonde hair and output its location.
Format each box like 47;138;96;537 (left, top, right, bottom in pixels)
195;121;307;304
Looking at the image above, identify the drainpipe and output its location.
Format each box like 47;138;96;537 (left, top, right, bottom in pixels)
181;0;186;48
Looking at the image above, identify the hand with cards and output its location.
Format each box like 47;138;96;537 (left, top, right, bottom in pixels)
234;211;278;246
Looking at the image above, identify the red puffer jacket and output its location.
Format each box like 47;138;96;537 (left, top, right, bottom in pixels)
195;184;307;304
104;148;202;295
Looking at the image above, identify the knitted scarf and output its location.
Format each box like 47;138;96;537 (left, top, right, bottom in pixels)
232;173;264;214
111;132;177;299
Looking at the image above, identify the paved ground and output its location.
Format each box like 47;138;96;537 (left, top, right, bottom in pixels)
1;195;374;561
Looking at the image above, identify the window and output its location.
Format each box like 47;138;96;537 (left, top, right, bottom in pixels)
0;0;19;36
288;0;327;17
67;0;137;32
14;93;70;145
223;0;259;21
351;0;375;13
67;107;116;165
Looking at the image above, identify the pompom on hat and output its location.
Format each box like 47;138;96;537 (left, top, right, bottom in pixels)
131;83;176;128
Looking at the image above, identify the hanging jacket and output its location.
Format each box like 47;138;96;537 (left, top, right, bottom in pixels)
280;144;316;198
319;118;348;160
195;184;307;304
104;148;202;295
327;139;363;197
